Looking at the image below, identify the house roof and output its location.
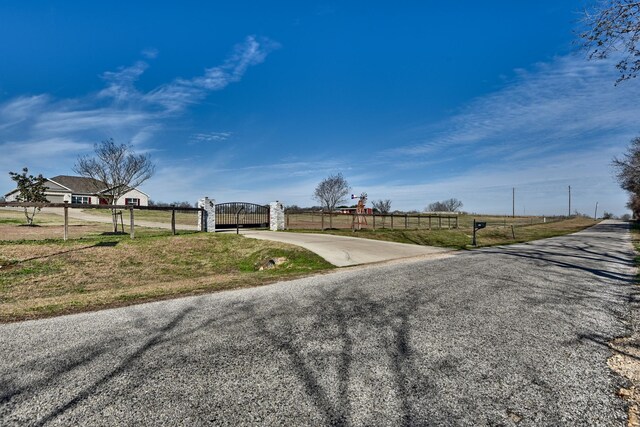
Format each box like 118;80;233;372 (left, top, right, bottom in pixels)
48;175;108;194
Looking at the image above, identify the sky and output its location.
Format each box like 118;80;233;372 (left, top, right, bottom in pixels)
0;1;638;216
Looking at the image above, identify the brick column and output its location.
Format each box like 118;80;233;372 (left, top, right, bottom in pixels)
198;197;216;232
270;201;285;231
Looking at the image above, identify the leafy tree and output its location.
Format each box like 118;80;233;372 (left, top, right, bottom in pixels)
426;198;463;212
74;138;155;232
8;167;49;225
372;199;392;228
581;0;640;83
313;173;351;229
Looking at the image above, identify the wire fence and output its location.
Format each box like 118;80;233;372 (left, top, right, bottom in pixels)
285;211;459;230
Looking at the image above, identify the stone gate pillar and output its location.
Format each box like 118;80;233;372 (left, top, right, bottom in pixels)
270;201;285;231
198;197;216;232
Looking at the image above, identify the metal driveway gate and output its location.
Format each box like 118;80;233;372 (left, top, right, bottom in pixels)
215;202;270;229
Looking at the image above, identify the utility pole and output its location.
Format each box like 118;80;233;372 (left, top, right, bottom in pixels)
594;201;598;220
568;185;571;217
512;187;515;218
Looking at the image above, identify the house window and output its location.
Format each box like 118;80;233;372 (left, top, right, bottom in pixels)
71;196;91;204
125;198;140;206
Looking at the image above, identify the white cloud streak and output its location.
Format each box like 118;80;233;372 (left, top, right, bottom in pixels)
0;36;278;194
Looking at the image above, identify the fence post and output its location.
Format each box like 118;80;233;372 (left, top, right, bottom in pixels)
373;213;376;230
63;201;69;241
429;216;431;230
391;214;394;229
455;216;458;229
321;211;325;230
171;209;176;235
129;207;135;239
448;216;451;229
438;216;442;229
405;214;408;229
418;215;420;229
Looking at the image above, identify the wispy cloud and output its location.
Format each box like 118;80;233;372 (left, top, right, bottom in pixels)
387;54;640;164
143;36;280;111
190;132;232;143
0;35;278;192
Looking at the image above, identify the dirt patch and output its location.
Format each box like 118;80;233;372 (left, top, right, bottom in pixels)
609;222;640;427
0;224;115;240
609;337;640;427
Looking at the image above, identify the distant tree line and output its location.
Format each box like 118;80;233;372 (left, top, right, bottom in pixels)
149;200;195;208
425;198;463;213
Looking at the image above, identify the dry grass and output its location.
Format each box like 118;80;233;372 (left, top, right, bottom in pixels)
0;231;333;322
607;221;640;427
0;209;194;241
287;216;598;249
284;212;561;231
81;208;198;226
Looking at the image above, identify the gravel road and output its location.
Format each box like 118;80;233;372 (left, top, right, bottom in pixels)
0;220;635;426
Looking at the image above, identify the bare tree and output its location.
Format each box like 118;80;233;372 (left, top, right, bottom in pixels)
313;173;351;229
426;198;463;212
8;167;49;225
581;0;640;83
74;139;155;232
613;136;640;217
372;199;392;228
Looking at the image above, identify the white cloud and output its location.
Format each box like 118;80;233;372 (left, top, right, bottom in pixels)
387;55;640;164
0;36;278;196
143;36;279;111
141;48;159;59
190;132;232;143
98;61;148;102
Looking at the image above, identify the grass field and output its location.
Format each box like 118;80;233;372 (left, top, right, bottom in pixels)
0;209;191;240
0;231;333;322
287;216;598;249
81;208;199;226
284;212;562;231
0;208;333;321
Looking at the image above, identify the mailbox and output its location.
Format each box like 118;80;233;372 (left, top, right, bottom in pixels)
474;221;486;230
472;220;486;246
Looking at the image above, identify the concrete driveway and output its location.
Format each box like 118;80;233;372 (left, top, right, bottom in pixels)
240;230;454;266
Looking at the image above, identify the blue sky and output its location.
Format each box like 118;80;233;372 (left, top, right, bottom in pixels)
0;1;638;215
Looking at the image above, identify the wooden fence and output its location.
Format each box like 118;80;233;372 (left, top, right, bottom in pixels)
0;202;203;240
285;211;459;230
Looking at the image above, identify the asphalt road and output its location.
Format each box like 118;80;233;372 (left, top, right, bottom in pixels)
0;220;635;426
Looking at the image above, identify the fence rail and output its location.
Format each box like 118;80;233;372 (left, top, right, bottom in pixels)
285;211;459;230
0;202;202;212
1;202;204;239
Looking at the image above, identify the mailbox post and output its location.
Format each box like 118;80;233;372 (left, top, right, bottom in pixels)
472;220;487;246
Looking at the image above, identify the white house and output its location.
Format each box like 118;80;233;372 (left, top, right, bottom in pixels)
4;175;150;206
